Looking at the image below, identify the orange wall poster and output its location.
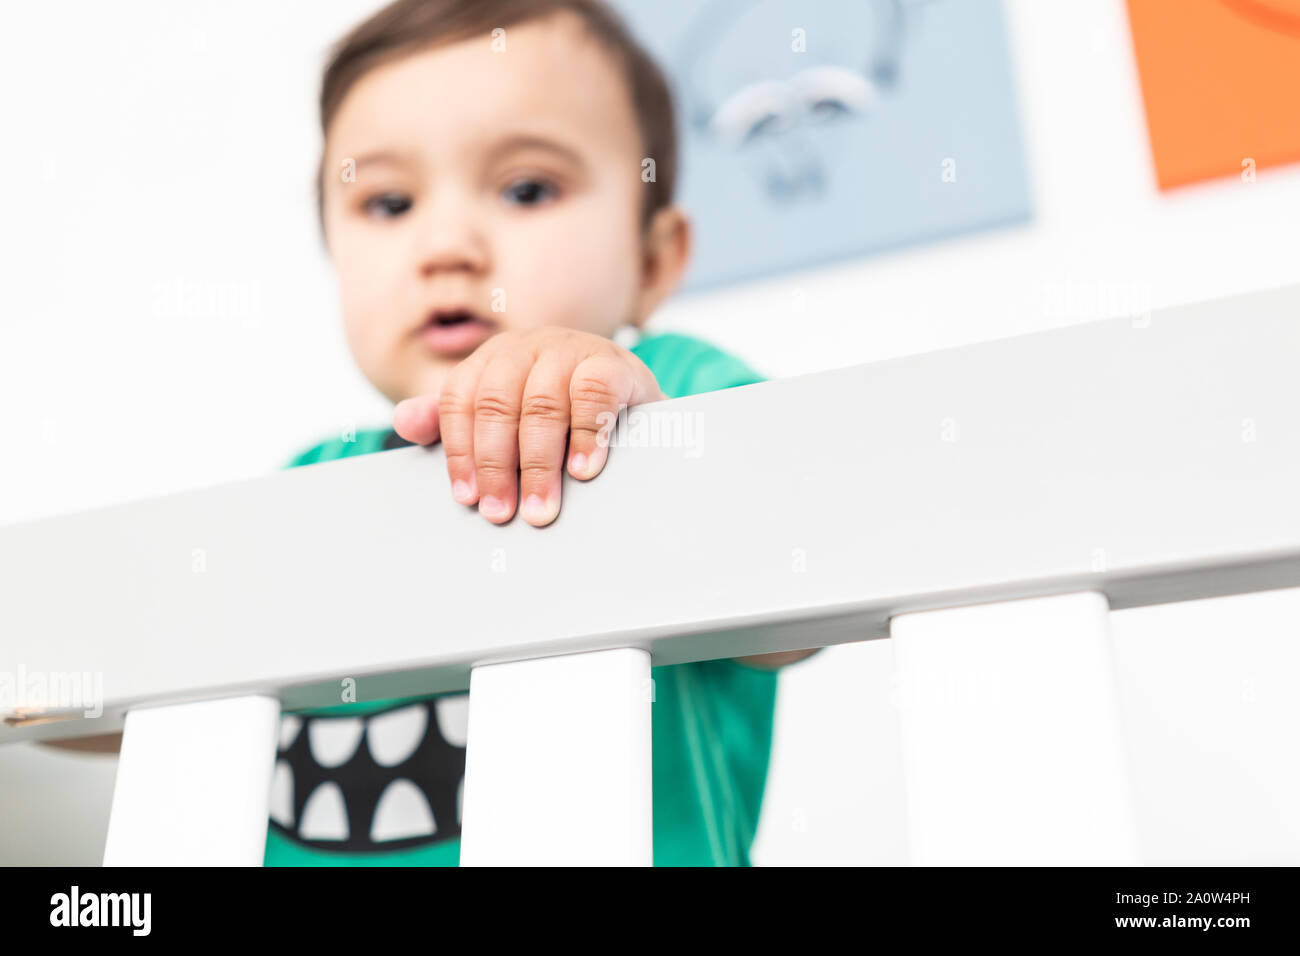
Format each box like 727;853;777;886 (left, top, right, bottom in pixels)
1127;0;1300;189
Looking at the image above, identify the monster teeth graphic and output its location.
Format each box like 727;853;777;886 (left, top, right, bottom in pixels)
271;696;467;853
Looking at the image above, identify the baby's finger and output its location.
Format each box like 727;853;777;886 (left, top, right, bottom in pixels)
472;350;535;523
516;352;573;527
439;354;492;506
393;394;441;446
567;354;664;481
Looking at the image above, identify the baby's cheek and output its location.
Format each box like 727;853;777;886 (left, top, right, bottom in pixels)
338;260;402;352
337;280;380;351
338;293;402;395
511;231;638;335
570;222;643;330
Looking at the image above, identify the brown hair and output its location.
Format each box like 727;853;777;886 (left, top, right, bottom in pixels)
317;0;677;236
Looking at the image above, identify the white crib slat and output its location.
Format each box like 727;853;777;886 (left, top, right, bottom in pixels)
103;695;281;866
459;648;652;866
890;591;1140;865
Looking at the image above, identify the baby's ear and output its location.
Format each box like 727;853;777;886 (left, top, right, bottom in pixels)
635;204;692;322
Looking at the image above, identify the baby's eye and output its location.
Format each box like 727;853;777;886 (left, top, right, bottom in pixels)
363;192;413;218
502;178;558;206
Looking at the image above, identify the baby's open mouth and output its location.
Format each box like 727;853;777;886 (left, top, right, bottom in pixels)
420;308;497;357
430;309;479;326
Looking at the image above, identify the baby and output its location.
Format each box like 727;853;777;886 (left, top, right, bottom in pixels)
54;0;818;866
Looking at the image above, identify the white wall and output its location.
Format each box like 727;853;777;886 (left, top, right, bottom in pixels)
1;0;1297;865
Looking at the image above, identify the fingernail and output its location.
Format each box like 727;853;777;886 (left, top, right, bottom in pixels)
452;479;473;504
479;495;510;519
521;493;556;525
569;452;587;476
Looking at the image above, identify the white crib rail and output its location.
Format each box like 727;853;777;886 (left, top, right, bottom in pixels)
2;284;1298;865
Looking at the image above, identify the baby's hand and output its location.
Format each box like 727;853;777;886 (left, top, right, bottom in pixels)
393;328;666;527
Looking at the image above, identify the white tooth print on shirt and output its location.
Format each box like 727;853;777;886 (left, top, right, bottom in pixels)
367;704;428;767
269;758;295;828
435;694;469;747
299;781;350;840
307;716;365;768
278;713;302;751
370;778;438;842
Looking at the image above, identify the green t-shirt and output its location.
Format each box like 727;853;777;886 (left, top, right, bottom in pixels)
264;331;777;866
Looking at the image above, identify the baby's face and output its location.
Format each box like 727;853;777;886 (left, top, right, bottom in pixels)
322;11;661;404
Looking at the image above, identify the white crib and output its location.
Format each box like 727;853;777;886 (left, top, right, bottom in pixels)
3;284;1297;866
